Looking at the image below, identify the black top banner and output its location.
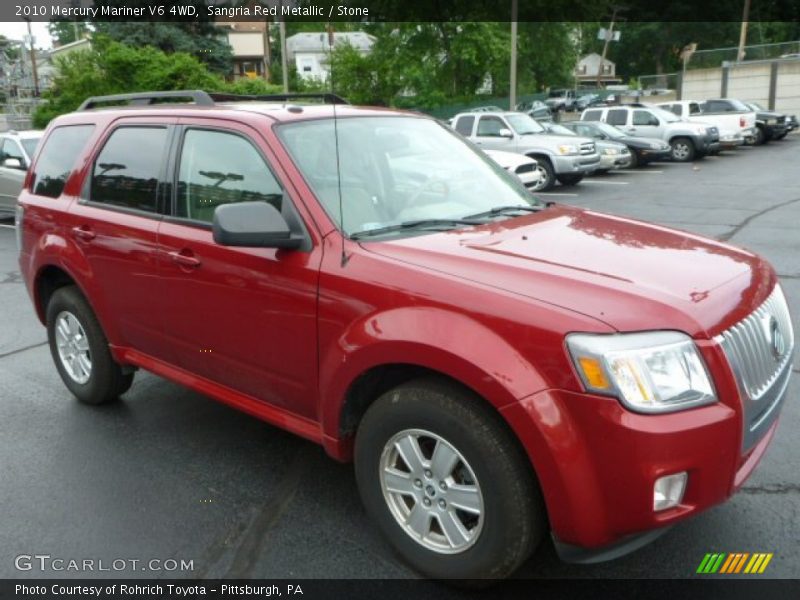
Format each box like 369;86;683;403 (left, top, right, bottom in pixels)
5;0;800;23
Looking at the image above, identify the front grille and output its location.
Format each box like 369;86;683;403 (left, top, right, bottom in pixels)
716;285;795;451
579;142;595;155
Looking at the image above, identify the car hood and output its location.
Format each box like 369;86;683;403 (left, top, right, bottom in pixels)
362;205;773;338
755;110;785;119
483;149;536;170
522;133;595;146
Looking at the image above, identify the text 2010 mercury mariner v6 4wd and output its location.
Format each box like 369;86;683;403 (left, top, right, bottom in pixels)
16;91;794;580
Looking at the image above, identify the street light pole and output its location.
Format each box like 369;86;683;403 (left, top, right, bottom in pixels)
509;0;517;110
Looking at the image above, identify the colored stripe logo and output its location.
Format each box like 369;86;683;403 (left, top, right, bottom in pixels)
697;553;773;574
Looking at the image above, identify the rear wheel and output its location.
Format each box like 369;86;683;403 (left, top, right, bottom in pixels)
627;150;640;168
670;137;696;162
46;286;134;405
354;378;544;580
556;173;584;186
754;125;767;145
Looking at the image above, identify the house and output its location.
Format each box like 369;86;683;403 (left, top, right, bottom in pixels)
575;53;621;84
286;32;375;82
214;16;269;80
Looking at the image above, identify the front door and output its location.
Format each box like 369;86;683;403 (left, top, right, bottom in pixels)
156;122;321;418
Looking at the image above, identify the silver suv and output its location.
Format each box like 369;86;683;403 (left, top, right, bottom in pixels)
452;111;601;191
0;130;42;216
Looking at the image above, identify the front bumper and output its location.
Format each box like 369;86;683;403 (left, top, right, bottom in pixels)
552;153;602;175
637;147;672;162
597;151;632;170
500;370;787;554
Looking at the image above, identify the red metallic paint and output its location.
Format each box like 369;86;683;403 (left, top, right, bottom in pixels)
17;104;786;554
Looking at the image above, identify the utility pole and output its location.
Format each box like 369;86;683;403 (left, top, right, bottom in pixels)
737;0;751;62
263;19;272;81
596;7;620;89
25;19;39;97
509;0;518;110
278;0;288;92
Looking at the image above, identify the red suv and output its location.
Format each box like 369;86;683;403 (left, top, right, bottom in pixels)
17;91;794;579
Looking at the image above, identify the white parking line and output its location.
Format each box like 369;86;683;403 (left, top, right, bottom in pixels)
536;192;579;197
582;180;629;185
0;223;16;230
617;170;664;174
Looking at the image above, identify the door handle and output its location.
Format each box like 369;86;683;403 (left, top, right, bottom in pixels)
167;250;201;268
71;226;96;241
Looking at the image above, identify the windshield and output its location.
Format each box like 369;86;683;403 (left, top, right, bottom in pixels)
748;102;763;111
21;137;41;158
506;113;545;134
545;123;575;136
726;99;750;111
595;122;626;138
277;116;538;238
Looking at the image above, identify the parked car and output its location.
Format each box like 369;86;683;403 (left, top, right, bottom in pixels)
540;122;631;173
0;130;42;216
544;89;577;112
17;90;794;581
526;105;554;123
451;110;601;190
787;114;799;132
559;120;672;167
656;99;755;149
468;105;505;113
575;93;605;111
581;104;720;162
743;102;789;144
483;149;543;190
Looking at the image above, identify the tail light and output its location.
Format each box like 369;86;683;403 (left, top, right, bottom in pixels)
740;116;746;128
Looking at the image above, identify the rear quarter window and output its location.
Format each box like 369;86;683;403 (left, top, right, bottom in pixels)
31;125;95;198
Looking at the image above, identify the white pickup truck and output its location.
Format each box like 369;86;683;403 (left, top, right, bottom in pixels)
656;99;756;148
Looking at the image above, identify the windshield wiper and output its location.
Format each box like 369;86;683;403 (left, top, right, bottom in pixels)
462;204;543;220
350;218;485;240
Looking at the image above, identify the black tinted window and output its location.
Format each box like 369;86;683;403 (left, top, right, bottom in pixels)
454;116;474;136
607;109;628;126
91;127;168;213
176;129;282;223
32;125;95;198
582;110;601;122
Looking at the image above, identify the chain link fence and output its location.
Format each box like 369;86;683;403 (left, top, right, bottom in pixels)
687;41;800;70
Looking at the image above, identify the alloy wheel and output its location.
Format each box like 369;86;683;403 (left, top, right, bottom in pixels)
54;311;92;384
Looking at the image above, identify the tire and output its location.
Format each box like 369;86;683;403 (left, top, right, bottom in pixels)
528;156;556;192
556;173;584;186
627;150;640;168
670;137;696;162
46;286;134;405
754;125;767;146
354;378;544;580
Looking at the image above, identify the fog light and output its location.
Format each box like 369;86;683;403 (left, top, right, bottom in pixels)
653;472;687;511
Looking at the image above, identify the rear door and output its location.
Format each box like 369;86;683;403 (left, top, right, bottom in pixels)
155;119;322;419
67;117;175;358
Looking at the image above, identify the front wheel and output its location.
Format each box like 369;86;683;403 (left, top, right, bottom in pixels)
670;137;696;162
528;157;556;192
754;125;767;145
354;379;544;580
46;286;134;405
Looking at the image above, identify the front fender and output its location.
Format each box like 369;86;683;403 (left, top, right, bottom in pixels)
319;306;548;451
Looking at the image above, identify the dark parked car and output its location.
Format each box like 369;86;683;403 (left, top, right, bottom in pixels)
744;102;789;144
561;120;672;167
16;90;794;581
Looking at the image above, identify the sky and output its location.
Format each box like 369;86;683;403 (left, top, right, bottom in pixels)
0;21;54;50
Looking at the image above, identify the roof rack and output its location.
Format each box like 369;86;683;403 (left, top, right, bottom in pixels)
77;90;350;111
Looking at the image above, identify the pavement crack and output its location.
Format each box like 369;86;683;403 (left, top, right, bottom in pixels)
0;341;48;359
739;483;800;495
717;196;800;242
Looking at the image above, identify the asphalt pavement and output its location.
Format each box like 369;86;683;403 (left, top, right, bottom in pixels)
1;135;798;583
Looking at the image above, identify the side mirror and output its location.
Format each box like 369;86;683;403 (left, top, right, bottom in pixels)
212;201;302;249
2;157;24;169
498;128;514;138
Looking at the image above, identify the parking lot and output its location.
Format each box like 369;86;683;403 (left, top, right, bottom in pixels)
1;135;798;583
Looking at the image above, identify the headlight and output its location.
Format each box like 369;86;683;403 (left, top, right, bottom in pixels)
557;144;579;155
566;331;717;413
603;148;620;155
649;142;662;149
695;126;707;134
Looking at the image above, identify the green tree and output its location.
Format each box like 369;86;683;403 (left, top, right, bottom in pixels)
32;38;225;127
92;1;233;74
48;20;89;46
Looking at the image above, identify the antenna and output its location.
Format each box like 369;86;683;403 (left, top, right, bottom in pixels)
327;23;349;267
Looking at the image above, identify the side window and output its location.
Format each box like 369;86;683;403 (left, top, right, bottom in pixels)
31;125;95;199
706;100;729;112
583;109;601;122
454;116;475;136
606;109;628;126
689;103;701;115
176;129;282;223
1;139;24;164
476;116;506;137
90;127;168;213
633;110;658;126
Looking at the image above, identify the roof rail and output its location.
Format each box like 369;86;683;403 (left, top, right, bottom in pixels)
77;90;351;111
78;90;215;111
208;92;350;105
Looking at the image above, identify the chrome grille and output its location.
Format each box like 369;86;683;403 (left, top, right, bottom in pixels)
579;142;595;155
716;285;795;451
